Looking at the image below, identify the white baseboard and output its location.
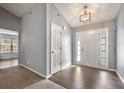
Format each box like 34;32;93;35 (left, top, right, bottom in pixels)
20;64;71;79
107;68;116;72
19;64;47;79
62;63;71;70
116;71;124;84
46;75;52;78
76;64;116;72
49;63;71;76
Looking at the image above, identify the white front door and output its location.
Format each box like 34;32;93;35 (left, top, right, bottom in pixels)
76;28;109;69
80;31;100;67
51;23;62;74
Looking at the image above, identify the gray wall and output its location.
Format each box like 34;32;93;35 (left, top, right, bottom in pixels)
117;4;124;80
1;4;71;77
0;7;21;31
46;4;72;76
72;20;116;70
20;4;47;76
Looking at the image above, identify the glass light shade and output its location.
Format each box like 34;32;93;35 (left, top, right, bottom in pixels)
80;12;91;23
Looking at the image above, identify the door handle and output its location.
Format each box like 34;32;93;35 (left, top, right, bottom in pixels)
82;47;83;52
51;51;54;54
60;62;62;65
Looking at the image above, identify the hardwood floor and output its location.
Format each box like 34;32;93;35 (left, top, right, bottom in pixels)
0;64;124;89
49;65;124;89
0;65;45;89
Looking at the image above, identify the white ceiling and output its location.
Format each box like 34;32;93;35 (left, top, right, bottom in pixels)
54;3;121;28
0;3;121;28
0;3;36;17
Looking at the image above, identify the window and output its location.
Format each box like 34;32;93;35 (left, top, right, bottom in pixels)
76;33;81;62
0;38;18;53
0;39;11;53
99;29;108;67
12;39;18;52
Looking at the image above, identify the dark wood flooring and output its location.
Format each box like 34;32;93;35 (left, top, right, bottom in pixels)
49;65;124;89
0;65;45;89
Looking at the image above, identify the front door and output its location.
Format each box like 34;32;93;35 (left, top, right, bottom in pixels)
80;31;100;67
76;28;109;69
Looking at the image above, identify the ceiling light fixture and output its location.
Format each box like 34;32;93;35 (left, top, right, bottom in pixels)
80;5;91;23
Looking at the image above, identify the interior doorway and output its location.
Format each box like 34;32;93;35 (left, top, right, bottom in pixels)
0;28;18;69
75;28;109;69
51;23;62;75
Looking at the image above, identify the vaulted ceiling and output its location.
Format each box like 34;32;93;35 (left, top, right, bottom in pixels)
0;3;36;17
0;3;122;28
54;3;121;28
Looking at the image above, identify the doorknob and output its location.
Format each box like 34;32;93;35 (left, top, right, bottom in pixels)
82;47;83;51
51;51;54;54
60;62;62;65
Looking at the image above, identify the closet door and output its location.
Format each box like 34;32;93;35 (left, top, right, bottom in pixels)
51;23;62;74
